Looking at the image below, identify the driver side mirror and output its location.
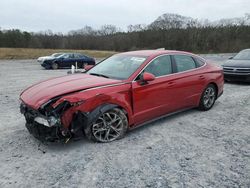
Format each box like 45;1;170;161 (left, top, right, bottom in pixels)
228;56;234;59
140;72;155;84
84;65;94;71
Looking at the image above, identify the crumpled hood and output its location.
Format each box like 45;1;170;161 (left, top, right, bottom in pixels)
223;59;250;68
20;74;121;109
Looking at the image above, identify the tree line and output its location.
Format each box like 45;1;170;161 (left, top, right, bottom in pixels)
1;14;250;53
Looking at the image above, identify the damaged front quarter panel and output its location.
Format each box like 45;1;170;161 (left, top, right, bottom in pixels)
55;93;112;129
21;81;133;142
52;84;133;138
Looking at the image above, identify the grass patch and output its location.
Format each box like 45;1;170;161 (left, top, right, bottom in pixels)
0;48;117;59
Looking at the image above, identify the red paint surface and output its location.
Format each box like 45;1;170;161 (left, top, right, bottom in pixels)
20;50;224;129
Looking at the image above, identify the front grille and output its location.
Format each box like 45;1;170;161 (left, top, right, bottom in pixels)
25;122;60;141
21;104;62;141
223;67;250;74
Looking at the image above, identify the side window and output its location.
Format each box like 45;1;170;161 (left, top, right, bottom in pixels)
68;54;74;58
63;54;70;58
74;54;81;59
144;55;172;77
194;57;205;67
174;55;196;72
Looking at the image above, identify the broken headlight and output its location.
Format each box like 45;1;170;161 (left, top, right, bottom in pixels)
34;116;60;127
48;116;60;127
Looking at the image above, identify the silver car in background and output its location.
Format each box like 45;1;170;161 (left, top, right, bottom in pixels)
37;53;64;63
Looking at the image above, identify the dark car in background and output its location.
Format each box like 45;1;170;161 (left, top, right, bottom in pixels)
223;49;250;82
37;53;63;63
41;53;95;69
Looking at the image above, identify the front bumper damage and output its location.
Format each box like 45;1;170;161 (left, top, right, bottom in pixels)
20;103;69;141
20;94;119;142
25;122;60;142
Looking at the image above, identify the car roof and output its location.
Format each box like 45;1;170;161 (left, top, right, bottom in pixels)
62;52;83;55
241;49;250;52
118;50;196;58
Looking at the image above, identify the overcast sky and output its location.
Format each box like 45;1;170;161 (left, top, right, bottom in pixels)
0;0;249;33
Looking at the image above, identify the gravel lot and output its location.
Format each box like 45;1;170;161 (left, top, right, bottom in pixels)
0;55;249;188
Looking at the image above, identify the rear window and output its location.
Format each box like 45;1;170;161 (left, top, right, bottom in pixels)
174;55;196;72
194;57;205;67
144;55;172;77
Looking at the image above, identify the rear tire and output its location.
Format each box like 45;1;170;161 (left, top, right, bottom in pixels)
198;84;217;111
84;108;128;143
51;62;59;70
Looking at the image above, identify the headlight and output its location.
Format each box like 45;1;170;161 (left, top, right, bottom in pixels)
48;116;59;127
34;116;59;127
34;117;50;127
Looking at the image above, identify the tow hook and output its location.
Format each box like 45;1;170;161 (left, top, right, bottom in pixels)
65;137;71;144
61;129;72;143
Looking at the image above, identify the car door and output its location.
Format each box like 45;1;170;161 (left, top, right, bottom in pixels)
65;54;76;68
72;54;82;68
132;55;177;125
171;54;206;109
68;54;77;67
60;54;72;67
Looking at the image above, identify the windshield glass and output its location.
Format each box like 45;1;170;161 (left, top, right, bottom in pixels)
233;50;250;60
58;53;71;58
52;53;63;57
87;54;147;80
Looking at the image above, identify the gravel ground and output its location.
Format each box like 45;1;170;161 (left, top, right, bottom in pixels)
0;55;249;188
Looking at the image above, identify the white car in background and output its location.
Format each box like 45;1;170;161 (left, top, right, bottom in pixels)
37;53;64;63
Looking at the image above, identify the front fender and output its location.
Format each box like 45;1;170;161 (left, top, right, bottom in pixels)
70;103;119;134
56;83;133;129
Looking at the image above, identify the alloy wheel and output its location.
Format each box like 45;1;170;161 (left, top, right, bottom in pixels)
203;87;216;108
92;111;124;142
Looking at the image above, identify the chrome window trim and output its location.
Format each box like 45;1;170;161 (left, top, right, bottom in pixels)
223;66;250;69
132;54;207;82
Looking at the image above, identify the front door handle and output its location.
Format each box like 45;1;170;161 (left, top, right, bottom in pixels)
199;75;205;80
167;81;175;87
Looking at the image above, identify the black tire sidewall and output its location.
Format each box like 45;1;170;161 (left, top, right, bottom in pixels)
52;62;59;69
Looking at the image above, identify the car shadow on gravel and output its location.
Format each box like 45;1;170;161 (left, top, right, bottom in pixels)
43;137;92;151
126;108;198;136
13;106;216;153
12;109;195;153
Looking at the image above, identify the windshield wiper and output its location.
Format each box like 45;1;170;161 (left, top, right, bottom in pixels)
89;73;109;78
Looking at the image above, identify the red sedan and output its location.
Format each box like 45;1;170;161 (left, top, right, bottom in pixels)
20;50;224;142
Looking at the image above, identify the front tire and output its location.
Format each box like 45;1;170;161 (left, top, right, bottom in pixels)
51;62;59;70
84;108;128;142
198;84;217;111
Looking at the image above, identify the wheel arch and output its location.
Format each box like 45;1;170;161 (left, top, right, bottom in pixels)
71;103;130;134
88;103;130;124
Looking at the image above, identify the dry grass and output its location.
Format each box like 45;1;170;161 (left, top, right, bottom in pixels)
0;48;117;59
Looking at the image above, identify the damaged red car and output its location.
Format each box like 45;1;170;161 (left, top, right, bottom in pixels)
20;50;224;143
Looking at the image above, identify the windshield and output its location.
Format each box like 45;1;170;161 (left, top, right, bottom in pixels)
87;54;147;80
52;53;63;57
233;50;250;60
58;53;71;58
